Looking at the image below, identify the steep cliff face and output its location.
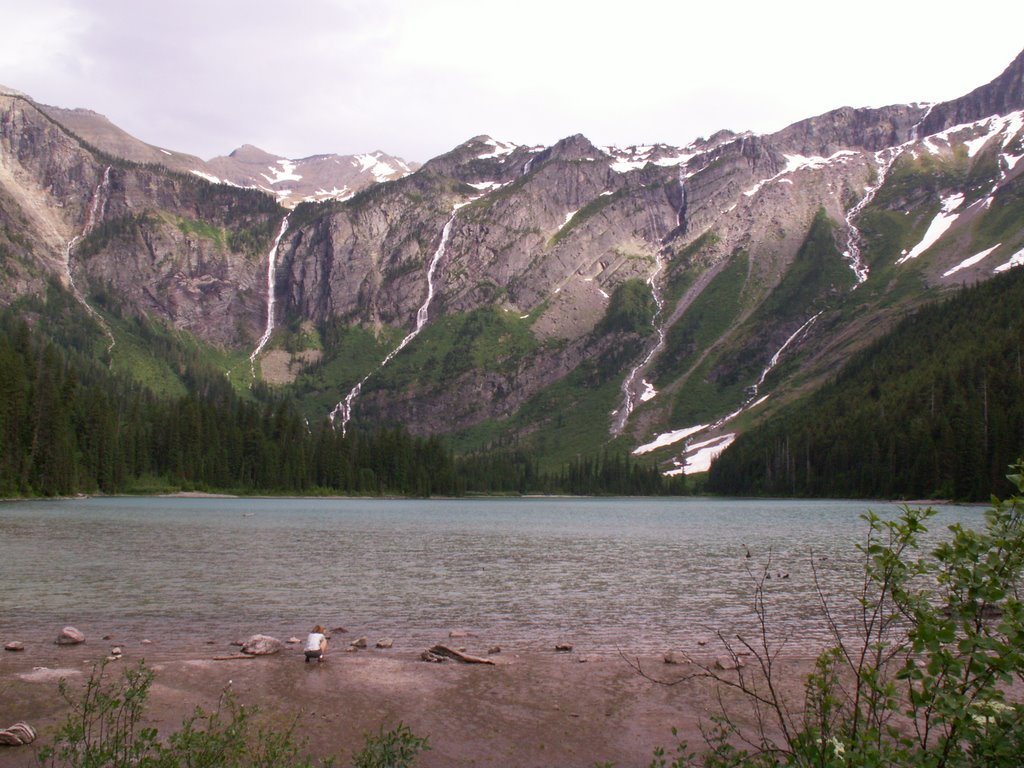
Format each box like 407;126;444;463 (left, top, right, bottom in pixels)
919;48;1024;136
2;51;1023;473
0;92;283;346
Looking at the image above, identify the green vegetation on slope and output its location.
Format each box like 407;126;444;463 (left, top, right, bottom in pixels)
707;266;1024;500
654;249;749;388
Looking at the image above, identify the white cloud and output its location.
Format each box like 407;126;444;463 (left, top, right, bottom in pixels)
2;0;1022;163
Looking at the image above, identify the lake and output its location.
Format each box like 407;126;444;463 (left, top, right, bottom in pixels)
0;496;982;657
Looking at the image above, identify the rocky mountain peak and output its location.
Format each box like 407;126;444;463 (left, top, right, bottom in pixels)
540;133;604;162
223;144;279;163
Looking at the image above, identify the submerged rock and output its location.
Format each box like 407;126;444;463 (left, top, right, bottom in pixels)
4;641;25;652
715;655;745;671
664;651;693;665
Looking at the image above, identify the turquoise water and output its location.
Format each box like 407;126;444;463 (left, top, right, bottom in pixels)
0;496;982;656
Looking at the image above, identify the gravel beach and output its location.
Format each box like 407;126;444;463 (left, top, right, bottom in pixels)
0;630;814;768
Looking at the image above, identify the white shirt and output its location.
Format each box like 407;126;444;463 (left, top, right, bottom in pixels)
305;632;326;652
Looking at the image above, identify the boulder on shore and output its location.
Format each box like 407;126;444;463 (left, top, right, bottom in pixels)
55;627;85;645
0;722;37;746
240;634;283;656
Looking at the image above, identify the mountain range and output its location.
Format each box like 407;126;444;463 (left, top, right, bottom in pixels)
1;49;1022;480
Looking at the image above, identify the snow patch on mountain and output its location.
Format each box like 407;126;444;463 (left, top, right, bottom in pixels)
920;110;1024;163
743;151;858;198
477;138;518;159
652;152;698;168
191;170;222;184
994;246;1024;274
897;192;965;264
468;181;507;192
943;243;1002;277
605;144;699;174
353;153;404;182
664;433;737;476
307;185;355;202
262;159;302;185
633;424;707;455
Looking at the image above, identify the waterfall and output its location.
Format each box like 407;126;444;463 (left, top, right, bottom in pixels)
842;148;903;285
675;166;687;231
331;209;459;435
611;169;688;434
843;106;937;286
749;312;822;399
64;166;116;356
612;251;667;434
249;215;291;377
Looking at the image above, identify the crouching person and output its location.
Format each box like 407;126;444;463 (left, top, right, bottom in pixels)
304;624;328;663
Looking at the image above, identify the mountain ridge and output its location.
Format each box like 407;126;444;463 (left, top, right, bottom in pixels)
1;49;1022;481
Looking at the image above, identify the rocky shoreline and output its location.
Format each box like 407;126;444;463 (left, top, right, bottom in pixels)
0;624;814;767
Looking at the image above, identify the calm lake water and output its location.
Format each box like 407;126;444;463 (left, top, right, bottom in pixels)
0;496;983;656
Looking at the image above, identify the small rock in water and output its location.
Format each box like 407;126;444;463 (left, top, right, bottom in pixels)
375;638;393;649
287;637;301;644
487;645;502;655
140;639;154;646
715;655;745;671
110;646;123;656
554;643;573;652
330;626;348;635
55;627;85;645
449;629;475;639
664;651;693;665
350;636;368;649
4;642;25;652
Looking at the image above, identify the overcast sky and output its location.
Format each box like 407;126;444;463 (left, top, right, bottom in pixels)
2;0;1022;163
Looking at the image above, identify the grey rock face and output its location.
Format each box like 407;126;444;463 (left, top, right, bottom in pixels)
919;48;1024;136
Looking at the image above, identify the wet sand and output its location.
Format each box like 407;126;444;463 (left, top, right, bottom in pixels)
0;633;814;768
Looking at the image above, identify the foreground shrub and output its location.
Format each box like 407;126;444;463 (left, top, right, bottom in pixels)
624;461;1024;767
36;660;428;768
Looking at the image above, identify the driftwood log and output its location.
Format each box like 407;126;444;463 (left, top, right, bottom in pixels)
423;644;495;665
